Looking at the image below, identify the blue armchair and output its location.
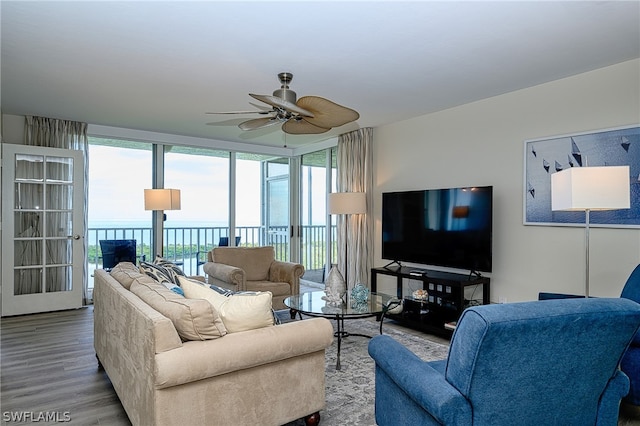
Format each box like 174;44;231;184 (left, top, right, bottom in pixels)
368;298;640;426
621;264;640;406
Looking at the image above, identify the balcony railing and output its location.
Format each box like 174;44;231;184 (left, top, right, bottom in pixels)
87;225;335;289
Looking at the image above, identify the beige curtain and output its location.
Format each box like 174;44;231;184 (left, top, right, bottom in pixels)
336;127;373;290
24;116;89;302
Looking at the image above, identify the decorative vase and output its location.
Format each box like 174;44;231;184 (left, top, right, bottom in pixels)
351;282;370;303
322;266;346;306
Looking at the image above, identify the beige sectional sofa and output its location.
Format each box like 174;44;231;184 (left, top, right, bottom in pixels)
93;262;334;426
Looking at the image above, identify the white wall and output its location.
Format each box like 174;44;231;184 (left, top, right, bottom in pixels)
373;59;640;302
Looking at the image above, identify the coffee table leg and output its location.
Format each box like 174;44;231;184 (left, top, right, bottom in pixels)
333;315;374;371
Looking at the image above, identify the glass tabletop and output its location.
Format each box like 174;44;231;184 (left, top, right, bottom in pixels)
284;291;395;318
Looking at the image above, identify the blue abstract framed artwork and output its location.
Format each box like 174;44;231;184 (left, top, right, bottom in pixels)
523;125;640;228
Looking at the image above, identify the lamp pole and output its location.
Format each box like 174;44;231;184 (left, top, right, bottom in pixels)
551;166;630;297
328;192;366;290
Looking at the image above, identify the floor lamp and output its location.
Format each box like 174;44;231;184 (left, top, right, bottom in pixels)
551;166;630;297
328;192;367;289
144;189;181;258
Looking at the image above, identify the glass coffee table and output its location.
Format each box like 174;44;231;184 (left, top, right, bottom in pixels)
284;290;396;370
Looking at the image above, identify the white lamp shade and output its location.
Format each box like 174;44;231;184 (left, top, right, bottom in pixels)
551;166;630;211
144;189;181;211
328;192;366;215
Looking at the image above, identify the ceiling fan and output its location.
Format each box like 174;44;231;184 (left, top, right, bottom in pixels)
207;72;359;135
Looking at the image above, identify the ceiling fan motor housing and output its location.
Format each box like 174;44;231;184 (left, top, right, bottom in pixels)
273;72;296;103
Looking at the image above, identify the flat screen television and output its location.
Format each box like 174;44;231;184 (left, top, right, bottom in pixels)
382;186;493;273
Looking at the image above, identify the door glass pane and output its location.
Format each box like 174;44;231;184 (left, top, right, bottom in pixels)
46;212;72;237
14;269;42;295
15;154;44;181
14;240;41;266
46;239;72;264
47;183;73;210
45;156;73;182
46;266;72;292
15;212;42;237
15;182;43;209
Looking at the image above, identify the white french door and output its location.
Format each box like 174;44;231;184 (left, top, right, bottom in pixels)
2;144;85;316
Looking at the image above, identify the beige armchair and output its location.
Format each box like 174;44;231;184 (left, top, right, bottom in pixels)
203;246;304;310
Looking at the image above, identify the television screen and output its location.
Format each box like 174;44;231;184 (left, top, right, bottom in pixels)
382;186;493;273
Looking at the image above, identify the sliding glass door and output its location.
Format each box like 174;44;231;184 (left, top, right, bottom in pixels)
264;158;290;261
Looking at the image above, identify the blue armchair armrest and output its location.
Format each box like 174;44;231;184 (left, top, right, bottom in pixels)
368;335;471;425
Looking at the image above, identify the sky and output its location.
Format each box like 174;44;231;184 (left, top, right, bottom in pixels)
87;144;329;227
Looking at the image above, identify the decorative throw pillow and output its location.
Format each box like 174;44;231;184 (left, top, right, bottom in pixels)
139;261;174;284
154;256;186;283
162;281;185;296
208;284;235;297
178;276;274;333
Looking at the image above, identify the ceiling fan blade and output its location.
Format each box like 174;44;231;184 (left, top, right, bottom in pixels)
206;118;248;126
206;110;271;115
249;102;272;112
296;96;359;129
238;117;281;131
282;119;330;135
249;94;315;117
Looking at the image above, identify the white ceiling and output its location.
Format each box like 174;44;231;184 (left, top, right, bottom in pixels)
2;1;639;149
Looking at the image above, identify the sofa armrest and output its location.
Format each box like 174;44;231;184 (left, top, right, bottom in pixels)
368;335;471;425
203;262;245;290
269;260;305;295
154;317;334;388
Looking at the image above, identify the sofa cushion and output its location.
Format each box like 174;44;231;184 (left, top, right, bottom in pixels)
131;278;227;341
179;276;274;333
110;262;155;290
212;246;275;281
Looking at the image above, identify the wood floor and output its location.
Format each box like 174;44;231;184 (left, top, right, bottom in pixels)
1;307;131;425
2;305;639;426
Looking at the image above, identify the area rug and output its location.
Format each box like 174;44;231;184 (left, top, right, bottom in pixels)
277;312;450;426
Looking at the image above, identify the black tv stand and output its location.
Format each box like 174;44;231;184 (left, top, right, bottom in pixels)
371;266;490;338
